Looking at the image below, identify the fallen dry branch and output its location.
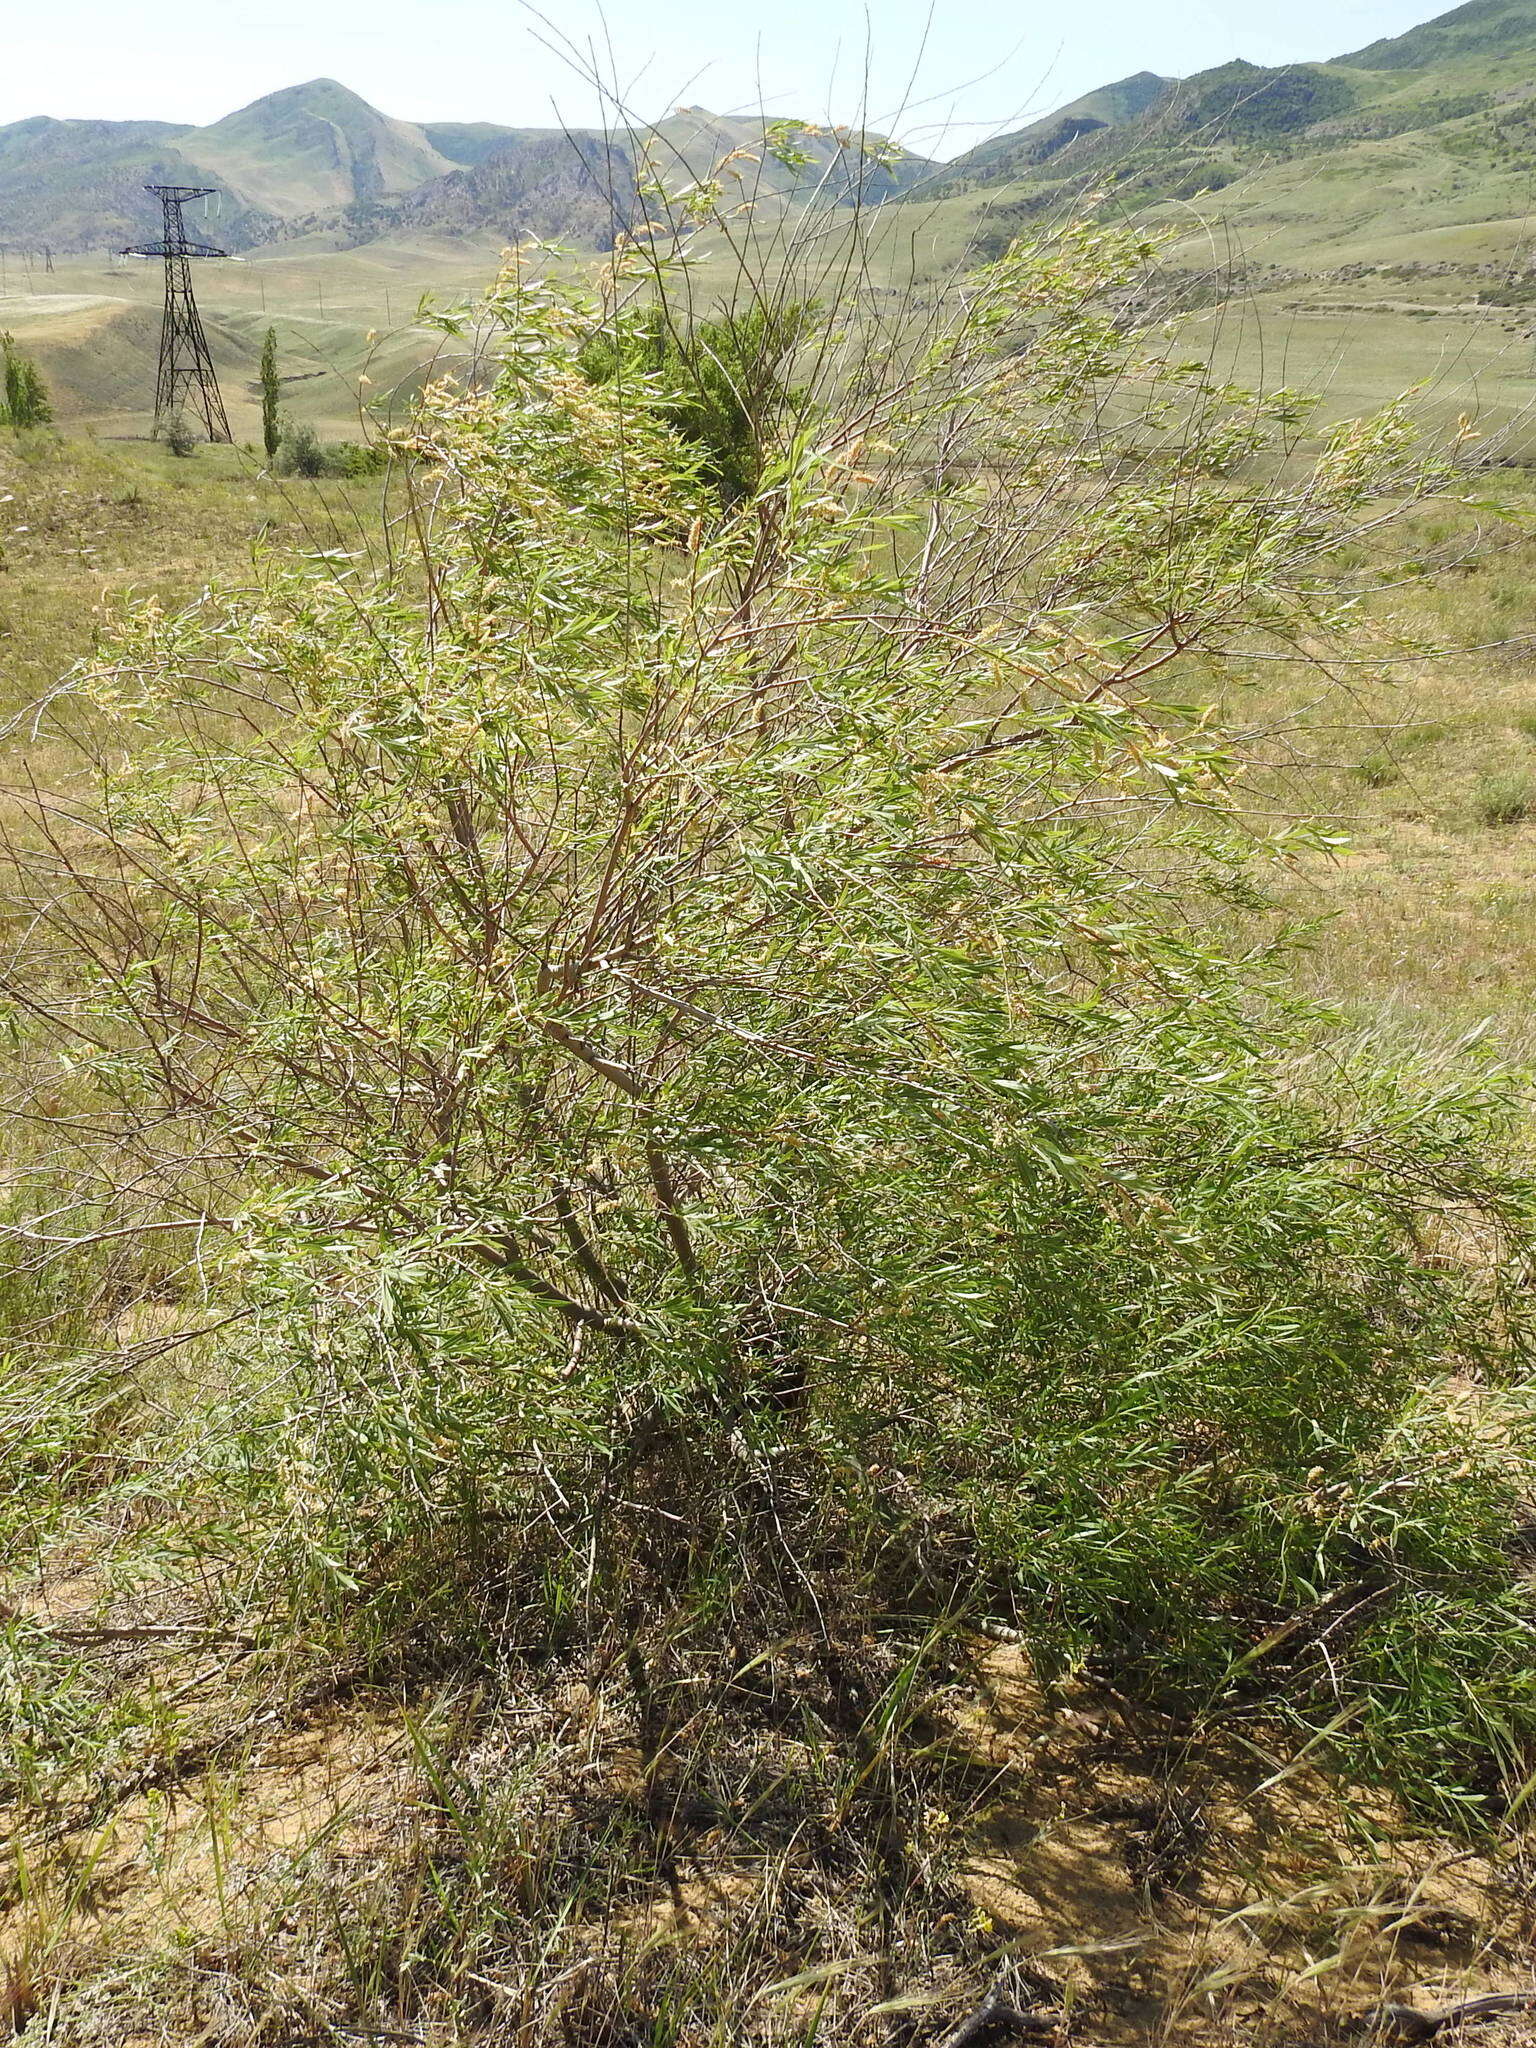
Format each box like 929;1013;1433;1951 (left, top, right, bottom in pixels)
43;1624;259;1649
934;1985;1060;2048
1375;1992;1536;2042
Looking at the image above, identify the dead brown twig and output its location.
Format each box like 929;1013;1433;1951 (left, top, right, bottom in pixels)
1375;1992;1536;2042
934;1984;1059;2048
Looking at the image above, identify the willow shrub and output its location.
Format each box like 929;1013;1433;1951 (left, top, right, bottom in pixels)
7;221;1536;1818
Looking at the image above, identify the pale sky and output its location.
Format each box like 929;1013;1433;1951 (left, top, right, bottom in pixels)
3;0;1459;158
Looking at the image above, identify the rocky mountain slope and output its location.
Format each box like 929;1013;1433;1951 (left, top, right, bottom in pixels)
184;78;456;220
0;79;933;255
0;82;452;250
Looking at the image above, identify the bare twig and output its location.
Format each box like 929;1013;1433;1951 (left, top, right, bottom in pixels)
1375;1993;1536;2042
935;1985;1058;2048
42;1625;259;1650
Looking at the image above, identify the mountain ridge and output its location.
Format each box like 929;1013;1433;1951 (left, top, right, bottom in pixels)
0;78;933;253
925;0;1536;276
1336;0;1536;67
184;78;456;217
7;0;1536;271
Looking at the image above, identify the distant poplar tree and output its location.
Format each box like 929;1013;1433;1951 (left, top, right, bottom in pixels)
0;333;52;428
259;327;281;461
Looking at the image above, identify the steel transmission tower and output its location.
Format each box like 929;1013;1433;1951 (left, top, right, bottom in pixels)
123;185;231;442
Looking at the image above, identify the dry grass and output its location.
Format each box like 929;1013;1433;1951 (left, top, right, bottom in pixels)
5;1610;1536;2048
1206;473;1536;1062
0;431;386;726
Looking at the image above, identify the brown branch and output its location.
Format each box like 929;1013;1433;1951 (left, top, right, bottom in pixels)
537;1015;649;1099
1376;1994;1536;2043
474;1228;641;1341
42;1625;259;1650
935;1986;1057;2048
552;1185;629;1306
926;726;1051;774
646;1142;699;1282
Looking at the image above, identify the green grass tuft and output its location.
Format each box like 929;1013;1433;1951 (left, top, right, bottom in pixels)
1474;771;1536;825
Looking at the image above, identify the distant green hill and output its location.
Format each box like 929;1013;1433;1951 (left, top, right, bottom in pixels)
421;123;522;168
939;72;1171;186
0;119;270;252
924;0;1536;276
378;106;931;248
186;79;454;218
1340;0;1536;68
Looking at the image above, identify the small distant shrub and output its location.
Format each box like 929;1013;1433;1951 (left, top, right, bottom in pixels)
330;438;390;478
1475;772;1536;824
161;415;197;459
274;425;387;479
1353;752;1401;787
276;422;326;478
0;333;52;429
1514;714;1536;741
